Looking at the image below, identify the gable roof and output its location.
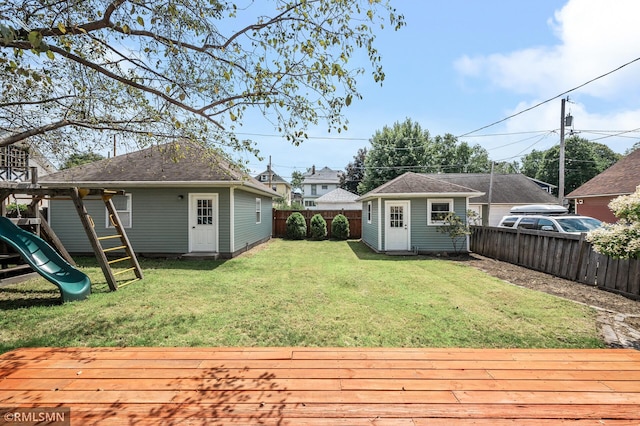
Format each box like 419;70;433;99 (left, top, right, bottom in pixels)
315;188;359;203
567;149;640;198
40;142;277;197
423;173;559;204
303;166;341;184
357;172;483;201
254;169;291;187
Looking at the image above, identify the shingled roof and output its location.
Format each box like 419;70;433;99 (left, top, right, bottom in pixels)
423;173;559;204
567;149;640;198
357;172;482;201
40;142;276;196
315;188;359;203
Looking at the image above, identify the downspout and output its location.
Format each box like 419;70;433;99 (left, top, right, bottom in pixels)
377;198;382;251
230;187;235;253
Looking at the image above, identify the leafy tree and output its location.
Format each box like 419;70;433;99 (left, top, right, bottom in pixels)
358;118;431;193
358;119;491;193
339;147;367;194
290;171;304;192
520;149;545;178
0;1;405;160
436;212;471;254
428;134;490;173
331;214;350;240
310;213;327;240
625;141;640;155
521;136;621;195
285;212;307;240
587;187;640;259
60;152;105;170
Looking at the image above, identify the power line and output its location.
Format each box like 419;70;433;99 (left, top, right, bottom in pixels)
457;55;640;138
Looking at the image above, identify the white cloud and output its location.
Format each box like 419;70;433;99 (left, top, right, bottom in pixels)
455;0;640;155
455;0;640;100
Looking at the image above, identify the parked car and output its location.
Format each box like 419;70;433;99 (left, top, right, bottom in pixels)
498;214;603;234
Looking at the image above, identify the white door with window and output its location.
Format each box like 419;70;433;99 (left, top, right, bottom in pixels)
189;193;218;252
385;201;410;251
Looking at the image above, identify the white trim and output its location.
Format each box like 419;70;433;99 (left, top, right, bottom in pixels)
358;191;482;202
188;193;219;253
41;180;277;197
229;187;235;253
255;198;262;224
377;198;382;251
367;201;372;224
106;193;132;228
384;200;411;251
428;198;454;226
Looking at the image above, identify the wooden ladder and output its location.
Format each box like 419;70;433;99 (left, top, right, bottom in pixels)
70;188;143;291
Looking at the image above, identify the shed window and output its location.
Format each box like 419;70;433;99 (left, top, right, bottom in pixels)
106;194;132;228
428;199;453;225
256;198;262;224
367;201;372;223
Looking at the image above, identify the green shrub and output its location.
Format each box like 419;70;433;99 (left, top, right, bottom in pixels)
6;203;27;218
285;212;307;240
310;214;327;240
331;214;350;240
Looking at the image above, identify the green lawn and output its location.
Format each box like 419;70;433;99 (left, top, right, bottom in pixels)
0;239;603;353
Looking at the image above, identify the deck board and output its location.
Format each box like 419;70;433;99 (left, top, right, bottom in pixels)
1;347;639;424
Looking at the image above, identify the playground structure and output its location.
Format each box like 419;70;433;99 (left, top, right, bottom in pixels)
0;217;91;302
0;180;143;301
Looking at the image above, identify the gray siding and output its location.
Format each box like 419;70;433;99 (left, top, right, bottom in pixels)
48;186;243;255
361;200;379;250
410;197;468;252
233;190;272;254
360;197;469;253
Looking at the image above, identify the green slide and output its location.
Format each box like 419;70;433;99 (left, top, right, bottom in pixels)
0;217;91;302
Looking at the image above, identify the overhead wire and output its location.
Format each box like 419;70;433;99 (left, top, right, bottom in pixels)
456;55;640;138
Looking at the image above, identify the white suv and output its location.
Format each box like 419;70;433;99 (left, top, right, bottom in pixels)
497;205;602;234
498;214;602;234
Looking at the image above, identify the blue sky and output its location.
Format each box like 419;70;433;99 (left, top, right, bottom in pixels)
236;0;640;180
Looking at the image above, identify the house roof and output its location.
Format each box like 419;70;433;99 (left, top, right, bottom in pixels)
254;169;291;187
40;141;278;197
423;173;559;204
315;188;359;204
567;149;640;198
303;166;341;184
357;172;483;201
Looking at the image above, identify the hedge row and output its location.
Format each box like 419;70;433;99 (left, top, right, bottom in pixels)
284;212;350;240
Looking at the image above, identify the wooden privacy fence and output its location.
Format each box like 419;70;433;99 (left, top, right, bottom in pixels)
470;226;640;300
272;209;362;239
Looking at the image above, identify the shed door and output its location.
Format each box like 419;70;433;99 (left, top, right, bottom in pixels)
189;194;218;252
385;201;410;251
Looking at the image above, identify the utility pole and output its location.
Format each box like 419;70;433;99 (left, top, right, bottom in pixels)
558;97;566;204
267;155;272;188
487;161;494;226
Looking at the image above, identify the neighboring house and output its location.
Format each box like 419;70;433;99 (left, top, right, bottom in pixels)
0;143;56;183
314;188;360;210
423;173;560;226
255;167;292;206
302;165;341;209
527;177;557;194
357;172;483;254
566;148;640;223
40;142;277;258
1;143;57;213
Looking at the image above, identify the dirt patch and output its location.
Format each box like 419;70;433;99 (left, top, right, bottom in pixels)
461;253;640;349
465;253;640;315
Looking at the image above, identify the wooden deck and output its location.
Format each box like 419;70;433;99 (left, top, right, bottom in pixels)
1;347;640;425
